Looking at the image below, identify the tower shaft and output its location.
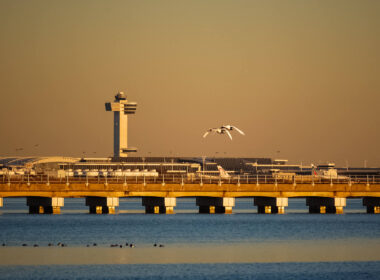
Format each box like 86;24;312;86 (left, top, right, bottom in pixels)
114;111;128;157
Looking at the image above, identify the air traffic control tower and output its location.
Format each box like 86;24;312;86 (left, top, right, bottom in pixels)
105;92;137;158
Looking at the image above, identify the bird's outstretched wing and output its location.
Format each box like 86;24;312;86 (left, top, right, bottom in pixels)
232;126;245;135
225;129;233;140
203;128;214;138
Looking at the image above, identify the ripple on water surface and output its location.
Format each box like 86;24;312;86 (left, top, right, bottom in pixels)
1;262;380;280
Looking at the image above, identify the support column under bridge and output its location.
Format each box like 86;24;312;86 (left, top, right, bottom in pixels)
363;197;380;214
196;197;235;214
27;197;64;214
85;197;119;214
0;197;3;208
254;197;288;214
306;197;346;214
142;197;176;214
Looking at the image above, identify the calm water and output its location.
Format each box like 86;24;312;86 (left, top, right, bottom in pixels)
0;198;380;279
1;262;380;280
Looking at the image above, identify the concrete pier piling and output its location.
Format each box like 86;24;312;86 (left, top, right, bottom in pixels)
196;197;235;214
142;197;176;214
306;197;346;214
0;197;3;207
27;197;64;214
254;197;288;214
363;197;380;214
85;197;119;214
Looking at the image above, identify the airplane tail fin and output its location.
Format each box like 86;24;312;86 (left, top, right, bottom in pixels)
217;165;230;178
311;164;318;176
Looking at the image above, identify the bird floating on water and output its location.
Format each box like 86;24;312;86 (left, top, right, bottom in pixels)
203;125;245;140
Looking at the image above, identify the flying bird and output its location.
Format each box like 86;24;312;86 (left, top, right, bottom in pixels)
221;125;245;136
203;125;245;140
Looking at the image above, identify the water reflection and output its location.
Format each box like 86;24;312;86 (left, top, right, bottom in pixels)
1;240;380;265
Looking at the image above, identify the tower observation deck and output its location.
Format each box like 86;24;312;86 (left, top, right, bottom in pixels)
105;92;137;158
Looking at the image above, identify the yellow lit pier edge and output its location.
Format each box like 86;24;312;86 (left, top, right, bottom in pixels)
1;179;380;215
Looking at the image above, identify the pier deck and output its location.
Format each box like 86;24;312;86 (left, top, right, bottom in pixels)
2;177;380;214
1;183;380;198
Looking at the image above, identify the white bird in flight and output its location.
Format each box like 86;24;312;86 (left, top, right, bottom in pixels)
203;125;245;140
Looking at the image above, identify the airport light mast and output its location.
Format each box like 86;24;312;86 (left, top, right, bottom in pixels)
105;92;137;158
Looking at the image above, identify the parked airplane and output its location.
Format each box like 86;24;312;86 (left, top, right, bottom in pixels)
190;165;233;180
312;164;349;180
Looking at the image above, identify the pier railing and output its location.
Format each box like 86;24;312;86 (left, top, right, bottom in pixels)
1;174;380;186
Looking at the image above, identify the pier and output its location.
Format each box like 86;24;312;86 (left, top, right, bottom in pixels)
1;175;380;214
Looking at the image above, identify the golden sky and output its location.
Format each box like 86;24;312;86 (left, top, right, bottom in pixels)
0;0;379;166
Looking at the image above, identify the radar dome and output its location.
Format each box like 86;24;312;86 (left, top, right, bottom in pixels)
115;91;127;100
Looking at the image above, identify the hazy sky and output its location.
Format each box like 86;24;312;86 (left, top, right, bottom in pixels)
0;0;379;166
